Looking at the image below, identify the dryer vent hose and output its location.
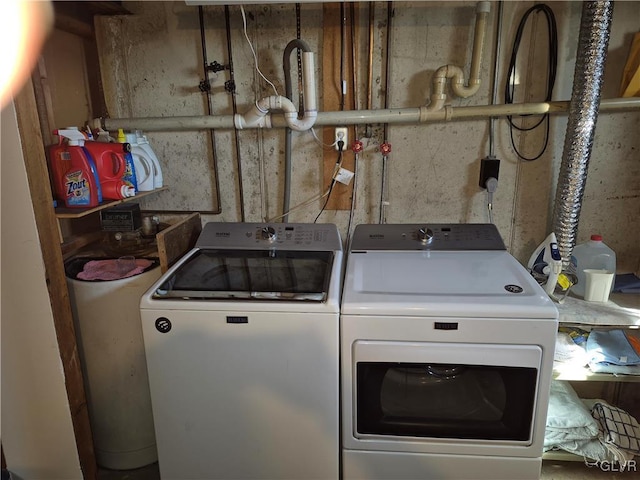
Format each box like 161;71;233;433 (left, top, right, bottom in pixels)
552;1;613;266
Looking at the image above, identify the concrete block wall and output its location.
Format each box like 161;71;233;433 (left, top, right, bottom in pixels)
96;1;639;272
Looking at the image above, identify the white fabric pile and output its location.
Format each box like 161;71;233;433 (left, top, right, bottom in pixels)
544;380;640;462
554;332;590;368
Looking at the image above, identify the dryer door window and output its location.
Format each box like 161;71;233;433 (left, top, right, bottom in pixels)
356;361;537;441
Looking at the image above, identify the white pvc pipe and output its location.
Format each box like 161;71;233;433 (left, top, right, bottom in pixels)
302;51;317;112
425;1;489;111
102;98;640;131
233;52;318;131
467;2;491;89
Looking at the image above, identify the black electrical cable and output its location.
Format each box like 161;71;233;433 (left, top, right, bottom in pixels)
504;4;557;162
314;144;344;223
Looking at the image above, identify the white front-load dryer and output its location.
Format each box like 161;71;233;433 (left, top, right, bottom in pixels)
340;224;558;480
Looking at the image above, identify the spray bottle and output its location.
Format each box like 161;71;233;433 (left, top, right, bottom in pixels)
49;128;103;208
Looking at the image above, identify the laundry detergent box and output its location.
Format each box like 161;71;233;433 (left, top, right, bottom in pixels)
100;203;142;232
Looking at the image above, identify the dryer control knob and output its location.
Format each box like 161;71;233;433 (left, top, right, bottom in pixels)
261;226;277;241
417;227;434;244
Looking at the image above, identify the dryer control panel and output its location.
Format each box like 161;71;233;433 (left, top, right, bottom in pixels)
350;223;506;251
195;222;343;251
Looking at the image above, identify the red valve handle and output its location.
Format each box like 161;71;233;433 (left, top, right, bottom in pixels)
352;140;364;153
380;142;392;155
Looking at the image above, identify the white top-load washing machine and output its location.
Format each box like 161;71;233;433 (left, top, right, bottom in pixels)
341;224;558;480
140;222;343;480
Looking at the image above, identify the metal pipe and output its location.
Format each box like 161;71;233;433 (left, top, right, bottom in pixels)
225;5;245;222
365;1;375;138
379;1;393;224
488;1;503;157
367;2;374;112
197;5;222;214
552;1;614;266
103;98;640;132
351;1;359;113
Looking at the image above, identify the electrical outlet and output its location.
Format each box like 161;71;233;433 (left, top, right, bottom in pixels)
335;127;348;151
479;157;500;189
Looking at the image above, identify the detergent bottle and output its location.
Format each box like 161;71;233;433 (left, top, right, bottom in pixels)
571;235;616;298
135;130;163;189
49;128;102;208
83;139;135;200
101;179;136;200
116;128;140;193
125;133;155;191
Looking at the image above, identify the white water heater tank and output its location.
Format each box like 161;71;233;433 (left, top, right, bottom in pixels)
66;259;161;470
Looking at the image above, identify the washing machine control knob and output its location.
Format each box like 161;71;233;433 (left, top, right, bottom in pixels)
261;226;277;242
417;227;434;244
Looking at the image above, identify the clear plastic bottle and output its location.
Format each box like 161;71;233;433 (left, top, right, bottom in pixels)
571;235;616;298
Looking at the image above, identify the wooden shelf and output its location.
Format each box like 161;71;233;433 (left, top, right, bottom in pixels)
55;187;168;219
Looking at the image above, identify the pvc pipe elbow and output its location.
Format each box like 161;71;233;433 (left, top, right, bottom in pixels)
452;83;481;98
447;66;481;98
272;95;317;131
273;95;297;114
288;110;318;131
425;95;446;112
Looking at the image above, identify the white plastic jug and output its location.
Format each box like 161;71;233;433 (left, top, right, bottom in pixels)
136;131;163;189
126;134;155;192
571;234;616;298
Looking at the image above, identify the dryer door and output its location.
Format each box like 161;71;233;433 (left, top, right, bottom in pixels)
353;341;541;443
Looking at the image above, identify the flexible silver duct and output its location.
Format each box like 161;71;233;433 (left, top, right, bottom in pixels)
552;1;614;265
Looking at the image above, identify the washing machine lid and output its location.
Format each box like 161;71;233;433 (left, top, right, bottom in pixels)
152;248;334;301
147;222;343;304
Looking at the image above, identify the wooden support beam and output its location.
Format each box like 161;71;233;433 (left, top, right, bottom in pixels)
14;81;98;480
321;3;356;211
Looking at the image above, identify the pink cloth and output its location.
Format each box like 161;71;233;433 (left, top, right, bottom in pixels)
77;259;154;281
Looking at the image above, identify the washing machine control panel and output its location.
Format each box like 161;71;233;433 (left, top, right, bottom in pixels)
350;223;506;251
260;226;277;242
416;227;434;244
195;222;343;251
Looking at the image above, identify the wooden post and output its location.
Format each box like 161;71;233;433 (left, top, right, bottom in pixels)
14;80;98;480
321;3;356;211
